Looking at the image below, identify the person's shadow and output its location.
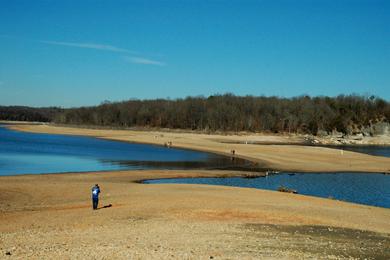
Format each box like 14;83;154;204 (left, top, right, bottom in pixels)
98;204;112;210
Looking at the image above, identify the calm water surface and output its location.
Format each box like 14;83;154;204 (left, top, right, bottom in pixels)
145;173;390;208
334;145;390;157
144;142;390;208
2;124;390;208
0;125;246;175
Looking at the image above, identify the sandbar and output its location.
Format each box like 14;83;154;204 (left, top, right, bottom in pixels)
1;124;390;258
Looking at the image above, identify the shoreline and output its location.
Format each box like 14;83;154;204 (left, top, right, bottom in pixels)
1;170;390;258
6;123;390;173
2;122;389;209
1;124;390;257
3;120;389;146
2;169;390;227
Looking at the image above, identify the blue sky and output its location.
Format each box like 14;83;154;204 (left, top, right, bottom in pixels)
0;0;389;107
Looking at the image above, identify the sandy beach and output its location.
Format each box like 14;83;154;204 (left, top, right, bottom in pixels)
7;123;390;173
2;0;390;258
1;124;390;259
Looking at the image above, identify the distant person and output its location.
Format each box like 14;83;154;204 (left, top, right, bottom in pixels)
92;184;101;210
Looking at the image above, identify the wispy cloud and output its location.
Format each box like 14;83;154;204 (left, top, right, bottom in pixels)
41;40;166;66
40;40;137;54
2;35;167;67
125;56;166;66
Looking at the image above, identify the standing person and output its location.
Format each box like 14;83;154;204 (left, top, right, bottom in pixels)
92;184;100;210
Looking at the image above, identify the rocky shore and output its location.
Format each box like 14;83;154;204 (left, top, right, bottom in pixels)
307;122;390;145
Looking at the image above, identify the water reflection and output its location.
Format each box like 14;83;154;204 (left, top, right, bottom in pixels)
0;125;252;175
99;156;263;171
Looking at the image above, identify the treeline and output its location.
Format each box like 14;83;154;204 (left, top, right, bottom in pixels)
0;106;62;122
53;94;389;135
1;95;388;135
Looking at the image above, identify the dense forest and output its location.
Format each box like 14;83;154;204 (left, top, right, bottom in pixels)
0;106;62;122
1;95;389;135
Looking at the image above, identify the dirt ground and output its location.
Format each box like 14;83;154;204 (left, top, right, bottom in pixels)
1;170;390;259
1;124;390;259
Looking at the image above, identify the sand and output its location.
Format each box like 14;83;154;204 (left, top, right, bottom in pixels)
7;123;390;173
1;123;390;259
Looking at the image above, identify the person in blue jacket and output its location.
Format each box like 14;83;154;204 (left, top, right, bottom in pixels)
92;184;101;210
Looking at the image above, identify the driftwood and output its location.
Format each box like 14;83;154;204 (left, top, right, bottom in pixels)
242;173;266;179
277;186;298;194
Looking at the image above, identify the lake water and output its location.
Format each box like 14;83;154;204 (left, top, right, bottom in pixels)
2;125;390;208
333;145;390;157
145;145;390;208
0;125;247;176
145;172;390;208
